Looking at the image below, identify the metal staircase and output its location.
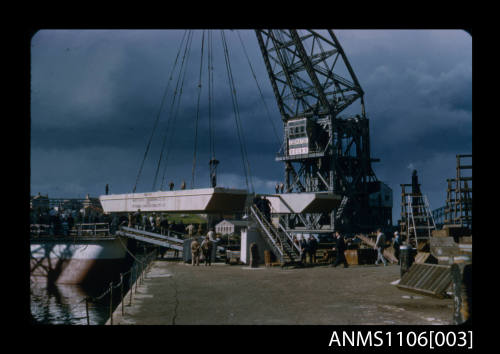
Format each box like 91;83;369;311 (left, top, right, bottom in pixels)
249;205;301;265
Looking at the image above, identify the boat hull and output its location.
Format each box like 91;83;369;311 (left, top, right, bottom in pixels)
30;236;129;286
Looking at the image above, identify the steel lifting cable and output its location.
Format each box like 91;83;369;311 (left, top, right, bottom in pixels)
207;30;216;160
236;31;281;147
191;30;206;189
160;32;194;190
153;30;193;190
220;30;254;193
133;30;188;193
151;30;193;190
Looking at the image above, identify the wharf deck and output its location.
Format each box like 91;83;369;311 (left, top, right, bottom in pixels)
107;261;452;325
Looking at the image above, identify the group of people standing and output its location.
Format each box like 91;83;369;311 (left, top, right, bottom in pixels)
293;235;319;265
127;210;206;237
31;207;111;236
253;195;272;221
168;180;187;191
128;210;171;234
190;231;215;266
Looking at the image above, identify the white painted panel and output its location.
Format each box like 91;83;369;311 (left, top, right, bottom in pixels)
30;238;127;260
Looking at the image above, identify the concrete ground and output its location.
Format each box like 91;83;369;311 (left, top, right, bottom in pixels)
108;260;453;325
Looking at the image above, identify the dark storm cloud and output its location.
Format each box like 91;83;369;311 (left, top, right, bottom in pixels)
30;29;471;223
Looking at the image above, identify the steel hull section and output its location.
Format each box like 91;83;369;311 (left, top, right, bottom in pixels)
30;237;128;285
99;187;248;214
267;193;342;214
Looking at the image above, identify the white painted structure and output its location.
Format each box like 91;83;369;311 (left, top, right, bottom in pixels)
30;237;128;284
215;220;248;235
240;222;271;265
99;187;248;214
30;238;127;260
266;192;342;214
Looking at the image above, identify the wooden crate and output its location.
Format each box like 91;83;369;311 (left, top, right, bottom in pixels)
396;263;451;298
344;250;358;265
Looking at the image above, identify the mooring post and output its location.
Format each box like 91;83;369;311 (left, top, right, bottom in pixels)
451;262;472;324
85;297;90;325
135;265;138;293
120;273;124;316
109;282;113;325
129;271;133;306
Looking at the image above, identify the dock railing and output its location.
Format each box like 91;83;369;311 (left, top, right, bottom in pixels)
73;223;110;236
81;248;158;325
30;222;111;237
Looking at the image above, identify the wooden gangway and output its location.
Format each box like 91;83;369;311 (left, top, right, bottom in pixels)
116;226;184;251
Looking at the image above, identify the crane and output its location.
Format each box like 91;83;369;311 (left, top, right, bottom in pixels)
255;30;392;234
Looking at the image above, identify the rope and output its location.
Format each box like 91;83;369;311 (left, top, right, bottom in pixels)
160;31;195;190
116;233;149;265
133;30;188;193
154;30;194;191
220;30;254;193
191;30;206;189
237;31;281;147
208;30;216;160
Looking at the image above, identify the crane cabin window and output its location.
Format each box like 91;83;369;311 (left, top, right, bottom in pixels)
287;118;310;156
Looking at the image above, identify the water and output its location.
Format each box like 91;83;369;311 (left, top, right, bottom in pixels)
30;253;148;325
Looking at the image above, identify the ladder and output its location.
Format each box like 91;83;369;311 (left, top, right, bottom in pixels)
444;154;472;229
249;205;301;265
406;195;436;250
335;196;349;220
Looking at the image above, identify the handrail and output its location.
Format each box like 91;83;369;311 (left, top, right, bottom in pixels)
268;201;301;256
277;220;301;254
82;247;158;325
249;205;283;256
252;203;301;262
30;222;111;237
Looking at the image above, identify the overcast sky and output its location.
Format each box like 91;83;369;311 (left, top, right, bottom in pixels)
30;29;472;224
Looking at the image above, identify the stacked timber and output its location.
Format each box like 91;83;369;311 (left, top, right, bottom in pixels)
356;234;398;264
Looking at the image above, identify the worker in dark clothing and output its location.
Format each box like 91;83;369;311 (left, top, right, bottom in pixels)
332;232;348;268
250;242;259;268
169;181;174;191
105;184;109;195
279;183;285;194
308;235;318;264
299;237;308;265
200;236;213;266
261;196;271;221
134;209;142;229
161;217;169;235
275;183;280;193
67;214;74;233
253;195;261;213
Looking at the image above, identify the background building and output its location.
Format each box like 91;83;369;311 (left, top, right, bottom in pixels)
215;220;248;236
